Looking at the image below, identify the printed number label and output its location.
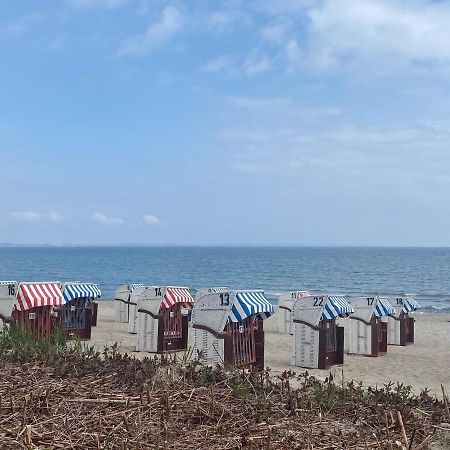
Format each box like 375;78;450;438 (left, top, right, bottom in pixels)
313;297;324;307
367;298;375;306
219;293;230;306
155;288;162;297
28;312;36;320
70;306;76;312
396;298;403;305
239;326;244;334
8;284;15;296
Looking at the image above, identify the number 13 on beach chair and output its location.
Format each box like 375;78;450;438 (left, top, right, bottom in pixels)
192;289;274;370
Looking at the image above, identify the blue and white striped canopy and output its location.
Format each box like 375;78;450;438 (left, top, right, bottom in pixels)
374;297;395;317
63;283;102;302
322;296;354;320
229;291;274;322
402;297;420;314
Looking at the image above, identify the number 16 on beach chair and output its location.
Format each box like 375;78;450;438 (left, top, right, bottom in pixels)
0;281;18;329
383;295;420;346
349;296;395;356
291;295;353;369
135;286;193;353
192;289;274;370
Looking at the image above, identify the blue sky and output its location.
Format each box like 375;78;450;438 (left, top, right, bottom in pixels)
1;0;450;245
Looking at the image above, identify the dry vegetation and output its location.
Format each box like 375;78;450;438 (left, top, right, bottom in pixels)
0;329;449;449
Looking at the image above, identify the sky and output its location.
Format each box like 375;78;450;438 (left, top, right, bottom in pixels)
1;0;450;246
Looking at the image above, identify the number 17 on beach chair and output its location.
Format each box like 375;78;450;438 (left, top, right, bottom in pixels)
349;296;395;356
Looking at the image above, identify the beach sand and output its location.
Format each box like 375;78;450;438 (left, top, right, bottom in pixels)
91;301;450;397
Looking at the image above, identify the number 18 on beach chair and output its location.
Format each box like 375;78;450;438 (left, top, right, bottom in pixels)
291;295;353;369
384;295;419;346
135;286;193;353
349;296;395;356
192;289;274;370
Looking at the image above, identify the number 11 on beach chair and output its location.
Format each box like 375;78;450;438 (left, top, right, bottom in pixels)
278;290;310;334
114;284;145;323
291;294;353;369
192;289;274;370
349;296;395;356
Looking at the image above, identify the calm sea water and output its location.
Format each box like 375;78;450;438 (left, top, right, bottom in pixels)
0;246;449;312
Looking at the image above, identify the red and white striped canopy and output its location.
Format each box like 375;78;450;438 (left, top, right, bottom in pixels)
161;287;193;309
16;283;64;311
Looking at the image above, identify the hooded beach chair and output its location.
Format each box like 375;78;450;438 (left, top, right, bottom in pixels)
349;296;395;356
12;282;64;340
135;286;193;353
278;290;310;334
192;289;274;369
114;283;145;323
0;281;17;329
60;282;102;340
291;294;353;369
384;295;419;346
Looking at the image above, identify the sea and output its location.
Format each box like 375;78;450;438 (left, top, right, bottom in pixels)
1;246;449;313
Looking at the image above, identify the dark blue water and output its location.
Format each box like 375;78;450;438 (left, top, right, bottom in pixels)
0;246;449;312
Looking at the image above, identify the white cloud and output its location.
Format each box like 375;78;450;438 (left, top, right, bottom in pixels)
143;214;161;225
305;0;450;71
10;211;64;223
119;6;182;56
93;212;123;224
203;51;270;77
284;39;302;70
69;0;129;9
242;50;271;76
261;24;287;43
1;12;45;38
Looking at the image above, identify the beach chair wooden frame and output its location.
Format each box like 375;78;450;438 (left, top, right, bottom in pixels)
384;296;418;346
114;284;145;324
11;282;64;341
60;283;101;341
349;296;393;357
135;286;193;353
192;289;273;370
278;290;310;334
291;295;351;369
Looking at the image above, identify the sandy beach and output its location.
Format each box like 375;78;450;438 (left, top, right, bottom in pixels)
92;301;450;397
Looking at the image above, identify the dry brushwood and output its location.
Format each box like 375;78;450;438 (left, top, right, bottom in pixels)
0;345;447;449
